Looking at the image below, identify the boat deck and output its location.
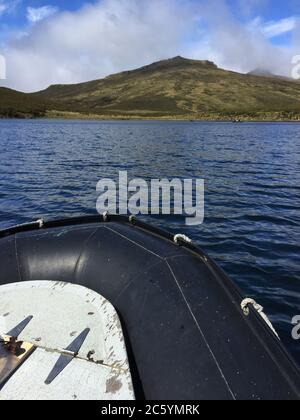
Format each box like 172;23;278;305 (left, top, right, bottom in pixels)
0;216;299;400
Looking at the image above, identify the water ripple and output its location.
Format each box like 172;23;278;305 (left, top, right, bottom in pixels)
0;119;299;364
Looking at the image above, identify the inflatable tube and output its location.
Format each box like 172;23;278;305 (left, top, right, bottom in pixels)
0;215;299;400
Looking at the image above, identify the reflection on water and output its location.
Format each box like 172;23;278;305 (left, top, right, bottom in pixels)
0;119;299;363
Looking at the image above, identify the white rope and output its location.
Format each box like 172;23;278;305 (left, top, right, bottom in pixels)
3;219;44;231
103;211;109;222
174;234;192;244
36;219;44;228
241;298;280;339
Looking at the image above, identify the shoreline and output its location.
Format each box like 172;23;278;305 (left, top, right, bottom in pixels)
45;110;300;122
1;116;300;123
1;109;300;123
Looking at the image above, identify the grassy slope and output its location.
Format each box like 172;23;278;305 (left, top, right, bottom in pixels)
2;57;300;120
0;87;47;118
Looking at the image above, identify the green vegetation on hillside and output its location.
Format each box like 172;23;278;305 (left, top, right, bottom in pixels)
0;87;47;118
1;56;300;120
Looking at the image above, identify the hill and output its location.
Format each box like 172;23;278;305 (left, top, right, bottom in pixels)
247;68;276;77
1;56;300;120
0;87;47;118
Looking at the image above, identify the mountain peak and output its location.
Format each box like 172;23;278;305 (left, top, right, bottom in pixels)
170;55;186;61
122;56;218;75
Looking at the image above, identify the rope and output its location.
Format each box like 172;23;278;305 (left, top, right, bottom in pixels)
241;298;279;339
129;215;136;224
2;219;44;231
174;234;192;244
36;219;44;228
102;212;109;222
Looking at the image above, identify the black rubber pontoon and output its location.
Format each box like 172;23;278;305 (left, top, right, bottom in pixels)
0;215;299;400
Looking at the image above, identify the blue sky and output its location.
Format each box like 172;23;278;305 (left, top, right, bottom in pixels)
1;0;297;40
0;1;298;23
0;0;299;91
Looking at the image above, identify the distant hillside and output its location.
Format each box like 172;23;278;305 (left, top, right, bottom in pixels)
0;87;47;118
1;56;300;120
247;68;276;77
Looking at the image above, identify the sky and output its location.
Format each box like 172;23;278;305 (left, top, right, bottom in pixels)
0;0;299;92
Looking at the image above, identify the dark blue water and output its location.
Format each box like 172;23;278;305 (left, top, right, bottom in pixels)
0;119;299;363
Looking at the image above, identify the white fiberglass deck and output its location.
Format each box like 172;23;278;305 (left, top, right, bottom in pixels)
0;281;135;401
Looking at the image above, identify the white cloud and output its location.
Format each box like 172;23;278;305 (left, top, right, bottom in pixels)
236;0;270;19
27;5;58;24
188;0;300;77
249;16;297;39
3;0;193;92
1;0;299;92
263;17;297;38
0;0;21;17
0;1;8;16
